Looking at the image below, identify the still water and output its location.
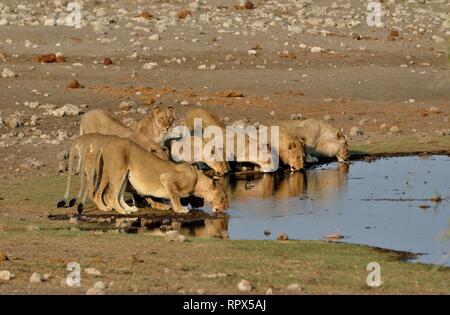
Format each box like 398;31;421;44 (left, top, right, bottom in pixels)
222;155;450;266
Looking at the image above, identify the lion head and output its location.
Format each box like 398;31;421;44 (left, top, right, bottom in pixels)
206;179;229;213
336;131;349;162
285;138;306;171
152;105;175;132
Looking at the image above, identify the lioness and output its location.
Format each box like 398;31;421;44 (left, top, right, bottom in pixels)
80;109;169;160
267;126;305;171
57;134;118;212
184;108;279;172
92;135;229;214
168;135;231;175
185;107;226;131
134;105;175;144
278;119;349;162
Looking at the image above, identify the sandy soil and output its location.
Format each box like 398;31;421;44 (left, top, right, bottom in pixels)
0;0;449;180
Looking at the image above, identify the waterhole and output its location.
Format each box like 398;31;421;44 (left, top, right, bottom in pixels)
52;155;450;266
224;155;450;266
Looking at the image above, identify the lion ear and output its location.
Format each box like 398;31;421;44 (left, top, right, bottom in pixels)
299;137;306;145
153;105;162;113
336;130;345;140
167;105;175;112
288;141;297;150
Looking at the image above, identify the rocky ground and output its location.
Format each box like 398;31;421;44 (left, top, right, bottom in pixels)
0;0;449;179
0;0;449;294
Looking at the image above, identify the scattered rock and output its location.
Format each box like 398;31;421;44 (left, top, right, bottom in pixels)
349;126;364;136
56;150;69;161
310;47;323;53
277;232;289;241
389;126;401;133
48;104;80;117
217;90;244;98
265;288;273;295
67;80;83;89
143;62;158;70
235;1;255;10
0;270;13;281
244;1;255;10
165;230;186;242
6;116;22;129
69;216;79;224
290;114;303;120
118;101;133;111
429;106;441;113
359;118;369;126
85;267;101;276
26;224;40;232
389;30;399;37
2;68;16;78
36;53;65;63
201;273;227;279
325;233;343;241
140;11;154;20
102;57;113;65
128;255;144;264
237;279;253;292
0;251;9;261
86;281;106;295
30;115;38;126
29;272;44;284
177;10;192;20
287;283;303;291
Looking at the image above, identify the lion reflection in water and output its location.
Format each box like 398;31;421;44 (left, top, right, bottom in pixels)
144;217;229;239
226;163;349;214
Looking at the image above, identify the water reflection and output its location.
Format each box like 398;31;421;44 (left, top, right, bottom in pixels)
225;162;349;216
223;156;450;266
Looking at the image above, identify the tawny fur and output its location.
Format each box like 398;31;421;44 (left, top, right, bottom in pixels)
278;119;349;162
80;109;169;160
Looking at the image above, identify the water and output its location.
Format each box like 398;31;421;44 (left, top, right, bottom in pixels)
63;155;450;266
223;155;450;266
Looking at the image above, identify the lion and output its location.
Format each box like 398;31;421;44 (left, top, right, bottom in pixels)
185;107;226;131
133;105;175;144
267;126;306;171
278;119;349;162
168;135;231;176
184;108;279;172
57;134;119;212
88;135;229;214
80;109;169;160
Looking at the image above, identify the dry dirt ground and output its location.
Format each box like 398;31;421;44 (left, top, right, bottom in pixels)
0;0;450;294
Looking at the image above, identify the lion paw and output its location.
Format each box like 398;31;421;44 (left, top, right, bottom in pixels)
174;206;189;214
129;206;139;213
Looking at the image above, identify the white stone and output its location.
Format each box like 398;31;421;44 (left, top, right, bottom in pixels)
349;126;364;136
48;104;80;117
29;272;43;283
0;270;13;281
2;68;16;78
237;279;253;292
85;268;101;276
143;62;158;70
